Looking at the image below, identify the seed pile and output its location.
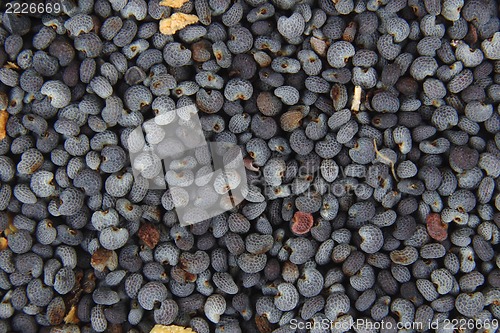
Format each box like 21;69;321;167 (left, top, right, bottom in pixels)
0;0;499;332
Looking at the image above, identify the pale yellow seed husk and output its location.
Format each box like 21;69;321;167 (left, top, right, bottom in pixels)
159;0;189;8
4;62;20;70
64;305;80;324
150;324;196;333
0;238;7;251
351;85;362;112
160;13;199;35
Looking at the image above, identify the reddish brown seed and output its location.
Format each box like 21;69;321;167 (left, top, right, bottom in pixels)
191;40;212;62
342;21;357;42
47;300;66;325
426;213;448;241
257;92;281;116
291;211;314;235
138;222;160;249
281;261;299;282
280;110;303;132
331;85;342;103
396;77;419;96
464;23;478;46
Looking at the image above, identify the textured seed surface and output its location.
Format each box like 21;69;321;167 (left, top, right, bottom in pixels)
0;0;498;331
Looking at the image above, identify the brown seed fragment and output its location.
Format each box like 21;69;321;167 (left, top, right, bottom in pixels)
0;110;9;140
81;271;96;294
464;23;478;46
160;13;199;35
255;314;273;333
47;301;66;325
90;248;117;272
282;261;299;282
138;222;160;249
426;213;448;241
331;84;342;104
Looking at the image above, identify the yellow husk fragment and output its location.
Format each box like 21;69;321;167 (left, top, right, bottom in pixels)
64;305;80;324
160;13;199;35
150;324;196;333
159;0;189;8
3;214;17;236
0;238;7;250
4;62;20;70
